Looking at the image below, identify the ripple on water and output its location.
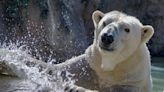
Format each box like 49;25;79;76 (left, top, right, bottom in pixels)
152;66;164;92
0;45;75;92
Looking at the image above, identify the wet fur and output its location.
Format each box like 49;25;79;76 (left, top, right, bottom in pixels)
62;10;153;92
0;10;153;92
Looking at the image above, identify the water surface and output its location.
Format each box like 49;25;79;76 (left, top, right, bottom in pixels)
152;57;164;92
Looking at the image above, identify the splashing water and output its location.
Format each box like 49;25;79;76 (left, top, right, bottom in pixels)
0;44;75;92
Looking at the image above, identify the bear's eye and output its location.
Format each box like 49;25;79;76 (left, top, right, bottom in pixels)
124;28;130;33
103;22;106;27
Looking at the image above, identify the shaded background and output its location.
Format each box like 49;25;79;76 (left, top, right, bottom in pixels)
0;0;163;63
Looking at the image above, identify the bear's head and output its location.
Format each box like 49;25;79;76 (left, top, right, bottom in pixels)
92;10;154;71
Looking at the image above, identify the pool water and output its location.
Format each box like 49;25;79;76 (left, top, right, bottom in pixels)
0;47;163;92
152;57;164;92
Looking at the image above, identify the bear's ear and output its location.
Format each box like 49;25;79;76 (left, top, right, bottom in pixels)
141;25;154;43
92;10;104;28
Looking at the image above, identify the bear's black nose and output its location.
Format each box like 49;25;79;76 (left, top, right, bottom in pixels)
101;33;114;45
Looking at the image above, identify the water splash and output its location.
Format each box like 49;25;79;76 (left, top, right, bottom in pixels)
0;44;75;92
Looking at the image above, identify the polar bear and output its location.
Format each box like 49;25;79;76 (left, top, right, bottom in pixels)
0;10;154;92
62;10;154;92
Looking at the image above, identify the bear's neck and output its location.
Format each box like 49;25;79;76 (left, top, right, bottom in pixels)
88;44;151;85
113;44;151;74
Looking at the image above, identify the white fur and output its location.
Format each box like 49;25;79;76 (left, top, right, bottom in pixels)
88;10;154;91
65;10;154;92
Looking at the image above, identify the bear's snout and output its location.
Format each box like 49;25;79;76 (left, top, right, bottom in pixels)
101;33;114;45
100;24;117;46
